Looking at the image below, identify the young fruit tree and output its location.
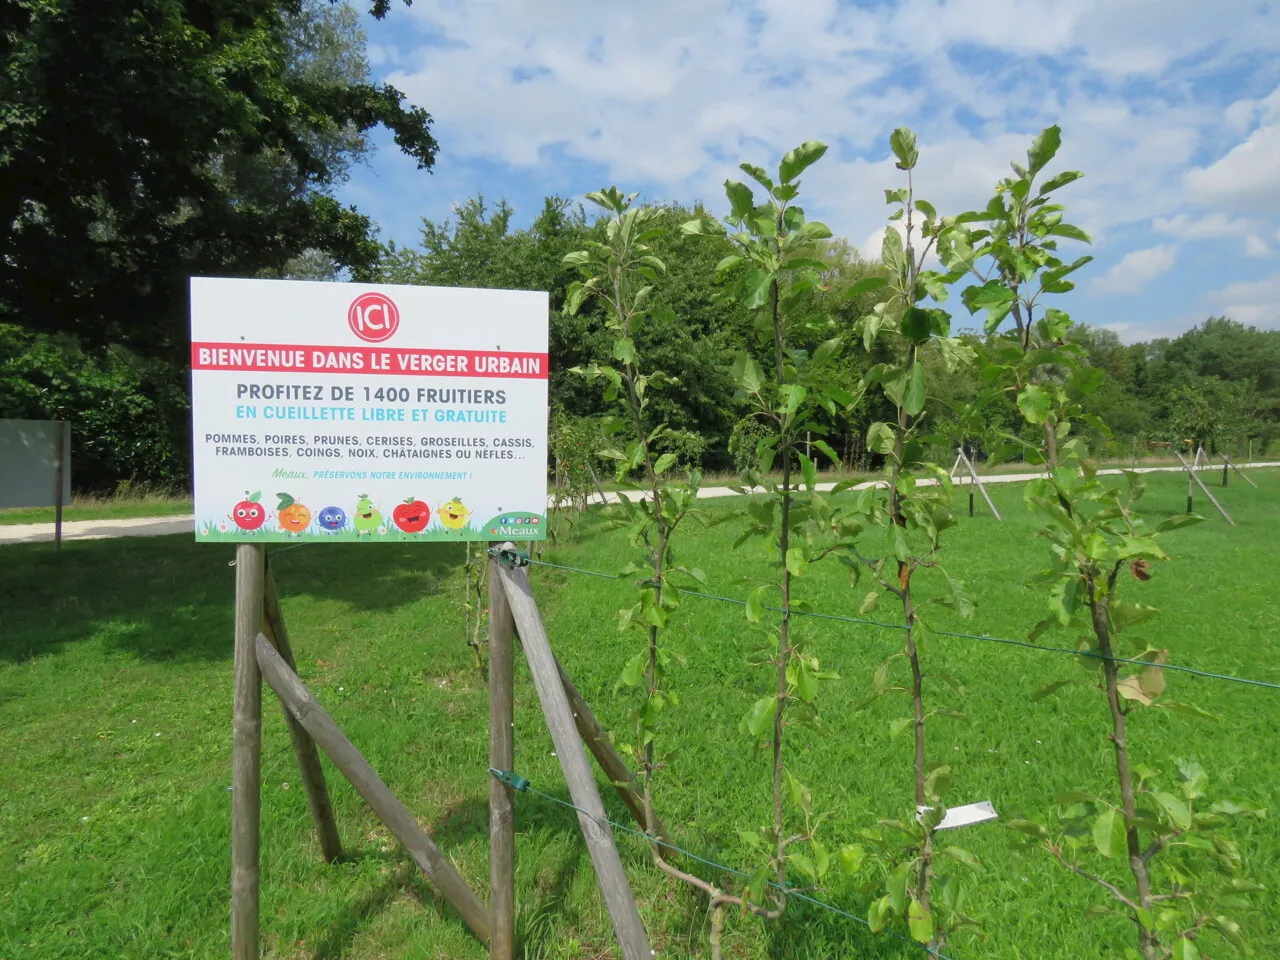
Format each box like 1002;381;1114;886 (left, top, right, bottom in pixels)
682;142;863;950
960;127;1266;960
836;128;984;950
562;187;718;940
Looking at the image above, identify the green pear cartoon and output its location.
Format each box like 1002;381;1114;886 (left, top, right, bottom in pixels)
352;494;382;536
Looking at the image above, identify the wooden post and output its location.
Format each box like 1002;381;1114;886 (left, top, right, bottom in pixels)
492;554;651;960
1175;451;1234;525
262;561;343;863
555;656;672;848
232;544;265;960
958;448;1001;520
256;636;491;942
488;556;516;960
53;420;65;552
1223;457;1229;488
1223;454;1257;489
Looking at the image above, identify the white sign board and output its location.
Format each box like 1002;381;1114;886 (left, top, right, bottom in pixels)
0;419;70;509
190;278;548;543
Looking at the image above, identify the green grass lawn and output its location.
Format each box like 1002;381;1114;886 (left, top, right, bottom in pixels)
2;471;1277;959
0;495;193;525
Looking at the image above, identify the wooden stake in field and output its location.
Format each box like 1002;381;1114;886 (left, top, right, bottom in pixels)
487;553;516;960
954;446;1001;520
231;544;264;960
1175;450;1234;525
490;546;652;960
1222;453;1257;489
262;561;342;863
256;637;491;941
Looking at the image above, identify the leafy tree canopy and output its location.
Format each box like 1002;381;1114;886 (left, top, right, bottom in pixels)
0;0;433;357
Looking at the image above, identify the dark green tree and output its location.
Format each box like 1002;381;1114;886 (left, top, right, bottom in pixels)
0;0;433;357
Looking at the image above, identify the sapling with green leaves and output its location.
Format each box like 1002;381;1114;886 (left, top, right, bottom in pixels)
960;128;1265;960
682;142;863;940
833;127;982;949
562;186;719;926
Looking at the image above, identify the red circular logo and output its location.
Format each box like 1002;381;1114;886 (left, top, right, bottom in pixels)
348;292;400;343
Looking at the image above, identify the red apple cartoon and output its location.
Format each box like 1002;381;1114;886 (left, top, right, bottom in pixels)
231;491;266;531
392;496;430;533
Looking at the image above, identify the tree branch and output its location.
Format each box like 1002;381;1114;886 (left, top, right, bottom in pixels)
1046;845;1139;913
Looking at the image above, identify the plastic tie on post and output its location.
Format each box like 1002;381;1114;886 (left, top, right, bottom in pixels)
489;767;530;792
487;546;530;568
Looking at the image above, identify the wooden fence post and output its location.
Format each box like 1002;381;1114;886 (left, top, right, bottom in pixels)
262;561;343;863
1175;451;1234;525
255;636;491;943
958;448;1001;520
231;544;265;960
488;554;516;960
492;552;652;960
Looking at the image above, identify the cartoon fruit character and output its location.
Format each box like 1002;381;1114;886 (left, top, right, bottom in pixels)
231;491;266;531
438;497;470;533
352;494;382;536
276;492;311;535
317;505;347;532
392;496;430;533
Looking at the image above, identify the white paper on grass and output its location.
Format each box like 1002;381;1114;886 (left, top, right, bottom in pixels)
916;800;999;830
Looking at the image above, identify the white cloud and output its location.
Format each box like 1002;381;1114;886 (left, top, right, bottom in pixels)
1245;234;1271;257
1211;274;1280;327
1152;213;1252;241
1186;122;1280;213
380;0;1270;244
1092;245;1179;294
353;0;1280;339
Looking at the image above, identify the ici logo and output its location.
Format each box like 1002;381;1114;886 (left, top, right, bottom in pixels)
348;292;400;342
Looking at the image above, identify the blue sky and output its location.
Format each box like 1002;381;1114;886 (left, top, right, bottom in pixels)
337;0;1280;342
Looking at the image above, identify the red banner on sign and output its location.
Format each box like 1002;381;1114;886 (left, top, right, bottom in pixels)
191;342;549;379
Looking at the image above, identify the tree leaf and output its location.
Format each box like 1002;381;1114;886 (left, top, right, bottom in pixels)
724;180;754;220
731;352;766;395
1038;170;1082;195
889;716;914;739
839;844;867;875
849;276;889;296
887;861;911;913
744;695;778;737
890;127;919;170
779;141;828;185
1116;675;1153;707
1158;700;1219;722
900;306;933;343
868;895;891;933
903;360;927;416
1027;125;1062;176
941;845;982;870
1171;937;1200;960
1007;819;1049;838
1153;791;1192;830
1032;679;1074;701
908;899;934;943
786;547;806;578
1092;808;1126;858
1017;384;1051;425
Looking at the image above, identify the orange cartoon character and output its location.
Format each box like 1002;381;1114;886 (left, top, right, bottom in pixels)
276;492;312;536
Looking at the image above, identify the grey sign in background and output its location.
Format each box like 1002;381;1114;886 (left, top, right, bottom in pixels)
0;419;71;509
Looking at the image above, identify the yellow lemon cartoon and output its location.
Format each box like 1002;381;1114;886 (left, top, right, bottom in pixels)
439;497;470;532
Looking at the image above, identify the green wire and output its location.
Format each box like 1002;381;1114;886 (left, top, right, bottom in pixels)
518;553;1280;692
489;767;958;959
